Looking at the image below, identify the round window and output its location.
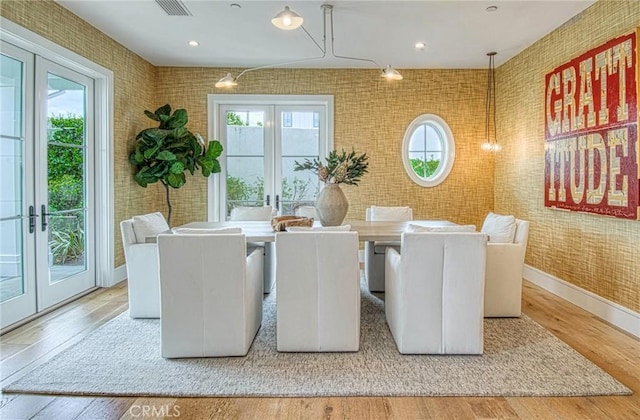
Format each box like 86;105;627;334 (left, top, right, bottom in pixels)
402;114;455;187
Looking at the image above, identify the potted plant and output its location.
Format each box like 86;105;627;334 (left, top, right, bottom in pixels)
129;104;223;225
294;149;368;225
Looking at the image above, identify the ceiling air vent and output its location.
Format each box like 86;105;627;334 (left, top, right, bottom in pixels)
155;0;192;16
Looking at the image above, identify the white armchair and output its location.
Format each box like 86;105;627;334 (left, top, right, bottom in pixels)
385;232;487;354
364;206;413;292
157;232;263;358
230;206;275;221
483;218;530;317
119;212;169;319
275;230;360;352
229;206;276;293
294;205;317;219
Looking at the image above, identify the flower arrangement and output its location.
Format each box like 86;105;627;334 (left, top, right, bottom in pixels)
294;149;369;185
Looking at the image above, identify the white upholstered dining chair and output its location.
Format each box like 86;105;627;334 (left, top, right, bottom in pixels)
120;212;169;318
229;205;276;293
230;206;275;221
294;205;317;219
364;206;413;292
481;213;530;317
385;231;487;354
157;231;263;358
275;229;360;352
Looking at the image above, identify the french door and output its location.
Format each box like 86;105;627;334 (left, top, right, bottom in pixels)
217;102;331;219
0;41;95;329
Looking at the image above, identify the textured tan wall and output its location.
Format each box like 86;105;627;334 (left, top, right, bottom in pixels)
0;0;159;266
496;0;640;312
156;67;495;229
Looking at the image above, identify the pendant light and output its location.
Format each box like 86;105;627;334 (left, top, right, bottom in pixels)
216;4;402;88
271;6;304;30
481;52;501;152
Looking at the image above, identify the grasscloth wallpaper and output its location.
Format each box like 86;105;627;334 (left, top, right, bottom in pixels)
2;0;637;313
496;0;640;312
155;67;494;229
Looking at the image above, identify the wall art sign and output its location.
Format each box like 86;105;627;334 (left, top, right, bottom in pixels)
544;30;639;219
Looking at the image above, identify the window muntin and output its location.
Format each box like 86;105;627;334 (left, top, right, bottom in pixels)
402;114;455;187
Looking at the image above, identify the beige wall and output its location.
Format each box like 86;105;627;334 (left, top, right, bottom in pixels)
156;67;494;229
496;0;640;312
1;0;159;266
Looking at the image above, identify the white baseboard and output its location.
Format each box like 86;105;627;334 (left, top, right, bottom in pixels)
524;264;640;339
112;264;127;286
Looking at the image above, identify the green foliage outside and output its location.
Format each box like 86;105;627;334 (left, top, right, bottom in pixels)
226;112;247;126
47;115;86;264
280;177;312;214
226;111;263;127
226;176;311;215
410;157;440;178
50;225;84;264
48;115;84;212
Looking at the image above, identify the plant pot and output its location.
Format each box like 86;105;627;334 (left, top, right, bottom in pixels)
314;183;348;226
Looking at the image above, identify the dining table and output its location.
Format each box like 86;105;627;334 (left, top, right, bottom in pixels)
170;219;457;242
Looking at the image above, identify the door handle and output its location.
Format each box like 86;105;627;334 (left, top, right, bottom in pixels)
275;194;280;211
29;205;38;234
41;204;50;232
266;195;270;206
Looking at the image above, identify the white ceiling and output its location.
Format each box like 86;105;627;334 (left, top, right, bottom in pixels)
55;0;595;69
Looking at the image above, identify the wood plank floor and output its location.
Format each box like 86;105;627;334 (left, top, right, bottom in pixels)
0;280;638;420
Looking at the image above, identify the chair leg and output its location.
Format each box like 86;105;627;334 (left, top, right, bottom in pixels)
263;242;276;293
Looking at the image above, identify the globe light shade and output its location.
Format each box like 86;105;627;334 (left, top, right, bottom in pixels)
481;142;502;152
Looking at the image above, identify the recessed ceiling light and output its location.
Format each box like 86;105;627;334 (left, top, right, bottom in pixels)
230;3;241;8
414;42;426;50
188;40;199;47
486;5;498;12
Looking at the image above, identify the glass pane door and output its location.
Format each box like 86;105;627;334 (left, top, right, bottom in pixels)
0;45;97;329
0;42;37;328
221;106;273;219
213;97;331;222
35;58;95;310
276;106;324;215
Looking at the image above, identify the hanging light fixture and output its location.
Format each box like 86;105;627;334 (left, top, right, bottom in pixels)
271;6;304;30
214;73;237;88
215;4;402;88
481;51;501;152
381;65;403;81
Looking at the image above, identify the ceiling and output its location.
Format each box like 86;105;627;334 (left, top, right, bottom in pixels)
55;0;595;69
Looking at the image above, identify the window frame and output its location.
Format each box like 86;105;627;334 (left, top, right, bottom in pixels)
208;94;334;221
401;114;455;187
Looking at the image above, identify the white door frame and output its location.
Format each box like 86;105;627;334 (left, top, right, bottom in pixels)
35;57;97;310
0;17;115;288
0;40;37;327
208;94;334;222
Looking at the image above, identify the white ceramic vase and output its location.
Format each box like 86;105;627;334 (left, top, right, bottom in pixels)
314;183;348;226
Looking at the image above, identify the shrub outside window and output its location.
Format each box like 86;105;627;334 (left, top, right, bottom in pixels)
402;114;455;187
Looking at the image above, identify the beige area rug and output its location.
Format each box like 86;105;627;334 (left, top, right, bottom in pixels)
3;279;631;397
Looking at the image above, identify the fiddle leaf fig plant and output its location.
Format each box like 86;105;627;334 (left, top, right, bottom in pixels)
129;104;223;225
